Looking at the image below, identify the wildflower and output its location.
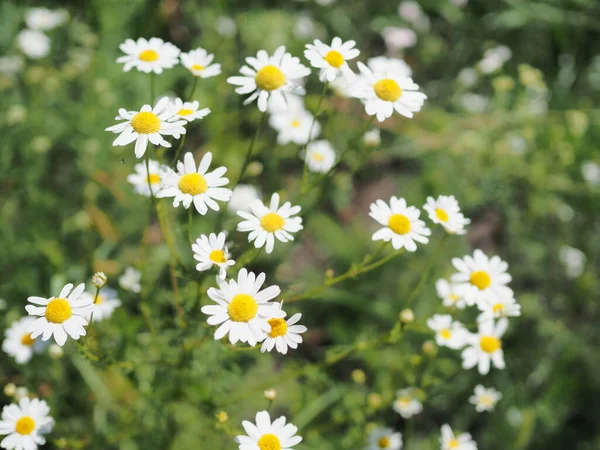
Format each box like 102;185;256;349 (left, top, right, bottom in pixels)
366;56;412;78
440;424;477;450
25;8;68;31
0;397;54;450
423;195;470;235
581;161;600;186
235;411;302;450
263;389;277;401
363;128;381;147
381;26;417;52
84;287;121;322
303;140;336;173
216;16;236;37
17;30;50;59
228;184;262;214
399;308;414;324
116;37;180;74
476;293;521;323
127;160;162;197
0;58;24;77
2;317;47;364
3;385;16;397
469;385;502;412
435;279;467;309
304;37;360;82
477;46;511;74
91;272;107;289
427;314;467;349
367;427;403;450
269;107;320;145
461;318;508;375
261;305;307;354
119;267;141;293
559;245;586;278
216;411;229;423
170;98;211;122
13;388;28;402
393;388;422;419
192;232;235;279
180;48;221;78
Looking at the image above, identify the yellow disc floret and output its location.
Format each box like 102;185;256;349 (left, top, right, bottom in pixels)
45;298;72;324
260;213;285;232
95;295;104;305
148;174;161;184
291;120;301;128
191;64;205;71
448;439;460;449
228;294;258;322
324;50;344;68
139;49;159;62
440;329;452;339
131;112;161;134
470;271;491;290
258;434;281;450
435;208;449;222
374;79;403;102
480;335;501;353
268;318;288;338
15;416;35;435
492;303;504;313
178;173;208;196
377;436;391;448
209;249;227;264
177;108;194;116
388;214;411;235
21;333;35;346
255;65;286;91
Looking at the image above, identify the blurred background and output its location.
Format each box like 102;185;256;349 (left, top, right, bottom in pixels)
1;0;599;449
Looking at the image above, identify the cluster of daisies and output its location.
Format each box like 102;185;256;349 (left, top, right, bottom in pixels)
16;7;68;60
367;423;477;450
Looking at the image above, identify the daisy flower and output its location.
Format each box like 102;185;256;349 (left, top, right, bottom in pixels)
228;184;262;214
435;279;467;309
119;267;141;293
105;97;187;159
304;37;360;82
116;37;180;74
302;140;336;173
423;195;471;235
2;317;47;364
25;283;93;346
84;287;121;322
451;249;513;306
157;152;232;215
469;385;502;412
476;293;521;323
25;8;68;31
0;397;54;450
201;269;285;346
440;424;477;450
260;305;307;354
426;314;467;349
369;196;431;252
461;318;508;375
180;48;221;78
170;98;211;122
392;388;422;419
127;159;162;197
235;410;302;450
268;107;320;145
237;193;303;254
366;56;412;78
367;427;403;450
17;30;50;60
352;61;427;122
192;232;235;279
227;45;311;112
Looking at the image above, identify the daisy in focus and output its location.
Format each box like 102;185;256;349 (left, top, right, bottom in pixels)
127;159;162;197
0;397;54;450
119;267;141;293
476;293;521;323
201;269;285;346
260;304;307;354
227;46;311;112
423;195;471;235
435;279;467;309
116;37;180;74
367;427;403;450
2;317;47;364
237;193;303;254
105;97;187;158
269;107;321;145
157;152;232;215
170;98;211;122
192;232;235;279
369;196;431;252
440;424;477;450
235;410;302;450
303;140;336;173
84;287;121;322
469;385;502;412
427;314;467;349
461;318;508;375
25;283;93;346
392;388;423;419
180;48;221;78
304;37;360;82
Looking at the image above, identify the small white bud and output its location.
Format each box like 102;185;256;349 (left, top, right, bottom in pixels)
49;344;64;359
4;383;16;397
92;272;107;289
263;389;277;401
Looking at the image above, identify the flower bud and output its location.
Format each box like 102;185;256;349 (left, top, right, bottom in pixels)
367;393;382;409
4;383;16;397
263;389;277;401
422;340;437;356
399;308;414;324
216;411;228;423
92;272;107;289
351;369;366;385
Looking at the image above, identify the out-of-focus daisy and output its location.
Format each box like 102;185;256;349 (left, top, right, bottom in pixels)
192;232;235;279
462;318;508;375
381;26;417;52
25;8;68;31
170;98;211;122
469;385;502;412
367;56;412;78
119;267;141;293
116;37;180;74
127;159;162;197
423;195;470;235
440;424;477;450
451;250;513;306
180;48;221;78
25;283;93;346
582;161;600;186
435;279;467;309
157;151;232;214
302;140;336;173
237;193;303;254
202;269;285;346
477;46;511;74
261;305;307;354
0;57;24;76
367;427;403;450
17;30;50;59
363;128;381;147
352;62;426;122
392;388;422;419
476;293;521;323
427;314;467;349
559;245;586;278
228;184;261;214
227;46;310;112
105;97;186;159
216;16;237;37
269;108;320;145
83;287;121;322
330;77;351;97
369;196;431;252
304;37;359;82
0;397;54;450
235;410;302;450
2;317;47;364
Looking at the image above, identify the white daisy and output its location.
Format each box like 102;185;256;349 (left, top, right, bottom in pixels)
116;37;180;74
180;48;221;78
228;184;262;214
366;56;412;78
367;427;403;450
17;30;50;60
268;107;320;145
105;97;187;159
427;314;467;349
476;293;521;323
227;45;311;112
170;98;211;122
363;128;381;147
84;287;121;322
352;61;426;122
461;318;508;375
392;388;423;419
469;385;502;412
2;317;47;364
451;250;513;306
260;305;307;354
440;424;477;450
303;140;336;173
235;410;302;450
237;193;303;254
201;269;285;346
435;279;467;309
423;195;471;235
119;267;141;293
25;283;93;346
25;8;68;31
0;397;54;450
369;196;431;252
127;159;162;197
192;232;235;279
304;37;360;82
157;151;232;214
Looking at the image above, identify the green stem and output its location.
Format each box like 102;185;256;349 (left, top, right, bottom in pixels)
234;111;267;186
89;286;100;324
188;207;194;245
170;78;200;165
300;82;329;193
150;73;156;104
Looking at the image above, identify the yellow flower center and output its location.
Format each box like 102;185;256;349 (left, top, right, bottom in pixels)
15;416;35;435
388;214;411;235
131;112;161;134
21;333;35;346
178;108;194;116
440;329;452;339
398;396;411;406
449;294;460;303
470;271;491;290
268;318;288;338
449;439;460;449
138;49;159;62
45;298;72;324
227;294;258;322
148;173;161;185
377;436;391;448
191;64;205;71
209;249;227;264
255;65;286;91
492;303;504;313
258;433;281;450
480;394;494;406
480;335;501;353
291;119;301;128
95;295;104;305
312;152;324;162
324;50;345;68
374;79;402;102
260;212;285;232
178;173;208;196
435;208;449;222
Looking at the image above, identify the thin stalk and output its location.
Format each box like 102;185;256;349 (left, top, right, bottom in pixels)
150;73;156;104
234;111;267;186
188;207;194;245
170;77;200;165
300;82;329;193
404;233;447;308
